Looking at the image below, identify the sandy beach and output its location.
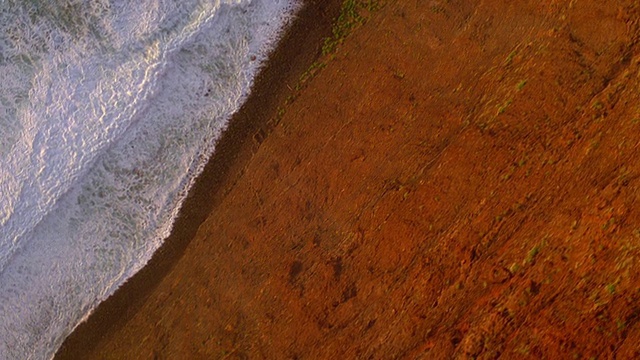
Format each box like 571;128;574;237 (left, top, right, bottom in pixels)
57;0;640;358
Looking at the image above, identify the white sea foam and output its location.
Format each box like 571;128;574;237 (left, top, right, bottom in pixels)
0;0;299;358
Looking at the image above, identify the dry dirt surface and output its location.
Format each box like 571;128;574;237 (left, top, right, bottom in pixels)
58;0;640;359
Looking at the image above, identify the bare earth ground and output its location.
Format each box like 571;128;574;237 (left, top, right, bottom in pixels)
58;1;640;359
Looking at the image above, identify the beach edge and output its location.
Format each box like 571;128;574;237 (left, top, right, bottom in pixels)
54;1;342;357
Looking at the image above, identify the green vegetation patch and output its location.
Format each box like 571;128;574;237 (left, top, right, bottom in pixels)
322;0;382;56
272;0;382;126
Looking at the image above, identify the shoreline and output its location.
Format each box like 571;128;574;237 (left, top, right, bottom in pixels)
55;1;343;357
57;1;640;358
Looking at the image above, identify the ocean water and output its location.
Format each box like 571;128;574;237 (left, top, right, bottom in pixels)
0;0;299;358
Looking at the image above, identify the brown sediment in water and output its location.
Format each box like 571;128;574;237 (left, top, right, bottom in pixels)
58;1;640;358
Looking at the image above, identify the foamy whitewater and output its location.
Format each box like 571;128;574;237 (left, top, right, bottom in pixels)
0;0;298;358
